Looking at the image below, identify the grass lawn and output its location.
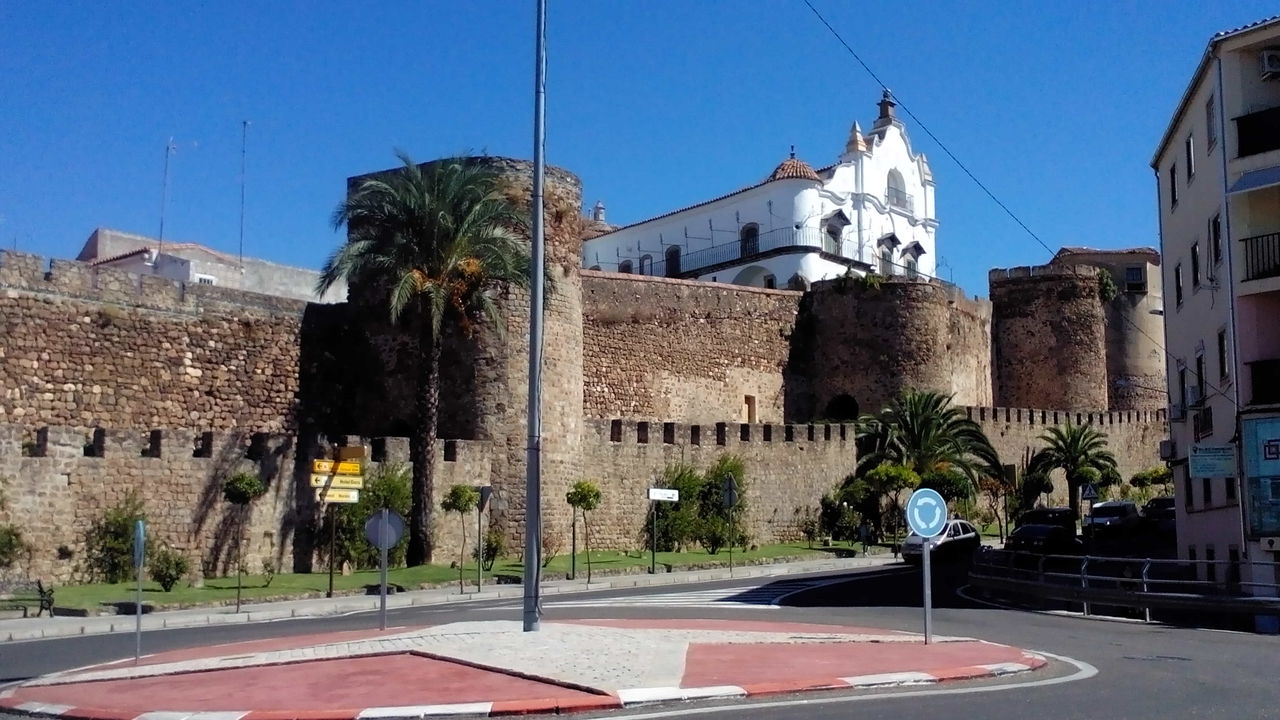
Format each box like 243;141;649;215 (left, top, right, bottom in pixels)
51;541;863;612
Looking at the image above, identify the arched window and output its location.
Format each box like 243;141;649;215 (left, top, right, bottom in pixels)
739;223;760;257
639;254;653;275
618;260;633;274
664;245;681;277
886;169;910;211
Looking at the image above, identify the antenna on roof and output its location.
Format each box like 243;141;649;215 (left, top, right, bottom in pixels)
790;144;796;159
239;121;251;271
158;137;176;257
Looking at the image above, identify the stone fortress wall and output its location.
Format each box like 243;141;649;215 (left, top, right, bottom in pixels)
0;156;1169;584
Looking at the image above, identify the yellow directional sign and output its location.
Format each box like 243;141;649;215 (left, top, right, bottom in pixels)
312;459;362;476
310;474;364;490
315;487;360;504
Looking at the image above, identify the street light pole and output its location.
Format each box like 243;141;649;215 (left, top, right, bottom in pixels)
522;0;548;633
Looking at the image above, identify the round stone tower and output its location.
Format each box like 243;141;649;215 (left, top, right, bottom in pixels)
989;264;1108;410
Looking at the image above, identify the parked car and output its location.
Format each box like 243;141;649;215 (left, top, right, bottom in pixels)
902;519;981;565
1085;501;1140;537
1141;496;1177;534
1005;523;1084;555
1015;507;1076;534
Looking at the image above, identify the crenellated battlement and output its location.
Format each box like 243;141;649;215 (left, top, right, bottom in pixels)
988;262;1101;284
0;250;309;317
585;417;855;447
964;405;1168;427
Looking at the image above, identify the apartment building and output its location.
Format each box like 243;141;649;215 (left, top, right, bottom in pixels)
1152;15;1280;609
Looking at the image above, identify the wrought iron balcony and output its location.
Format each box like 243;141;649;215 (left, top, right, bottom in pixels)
1241;232;1280;281
1235;105;1280;158
885;187;914;213
640;227;845;279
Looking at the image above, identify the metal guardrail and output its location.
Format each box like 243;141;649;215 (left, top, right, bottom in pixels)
969;548;1280;621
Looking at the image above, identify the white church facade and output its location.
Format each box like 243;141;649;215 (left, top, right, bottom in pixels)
581;92;938;289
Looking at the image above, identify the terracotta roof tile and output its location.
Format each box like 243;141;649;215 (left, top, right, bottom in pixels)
767;157;822;182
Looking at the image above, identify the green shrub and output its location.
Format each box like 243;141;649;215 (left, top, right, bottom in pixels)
149;545;190;592
85;491;150;583
0;525;26;569
699;515;730;555
650;463;704;552
1098;269;1119;302
319;464;412;570
223;472;267;506
477;527;505;571
919;468;973;502
646;456;751;555
261;558;277;588
1131;466;1172;489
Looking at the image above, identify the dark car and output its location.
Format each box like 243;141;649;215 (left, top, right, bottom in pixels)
1005;524;1083;555
1142;497;1177;534
1015;507;1077;534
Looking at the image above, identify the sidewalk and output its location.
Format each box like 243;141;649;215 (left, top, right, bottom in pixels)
1;618;1047;719
0;554;899;642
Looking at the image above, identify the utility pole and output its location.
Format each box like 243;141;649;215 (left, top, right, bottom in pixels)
522;0;548;633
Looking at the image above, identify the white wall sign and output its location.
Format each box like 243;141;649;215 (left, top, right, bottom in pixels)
648;488;679;502
1190;444;1236;479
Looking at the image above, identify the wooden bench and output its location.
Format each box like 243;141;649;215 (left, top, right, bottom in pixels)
0;580;54;618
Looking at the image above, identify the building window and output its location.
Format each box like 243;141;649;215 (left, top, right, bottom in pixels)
618;260;633;274
1169;164;1178;207
763;274;776;289
1191;243;1201;288
1185;135;1195;180
1206;95;1217;149
740;223;760;256
1184;473;1193;510
1203;476;1213;506
742;395;757;424
886;169;911;211
905;258;918;279
1194;353;1205;403
1124;265;1146;293
1178;366;1187;409
1209;213;1222;266
664;245;681;277
1174;263;1183;305
639;254;653;275
1217;328;1229;379
880;249;893;275
1226;476;1237;502
195;274;216;285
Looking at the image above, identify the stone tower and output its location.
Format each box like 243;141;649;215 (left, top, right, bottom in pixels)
989;264;1109;410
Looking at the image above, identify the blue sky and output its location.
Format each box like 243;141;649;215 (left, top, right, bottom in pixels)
1;1;1275;295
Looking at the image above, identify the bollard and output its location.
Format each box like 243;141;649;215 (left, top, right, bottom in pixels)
1081;556;1091;617
1141;560;1152;623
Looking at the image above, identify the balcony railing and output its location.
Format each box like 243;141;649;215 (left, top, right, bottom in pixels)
1241;232;1280;281
886;187;914;214
632;227;844;279
1235;105;1280;158
1247;358;1280;405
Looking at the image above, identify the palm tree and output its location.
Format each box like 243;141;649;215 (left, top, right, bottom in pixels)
318;153;530;566
855;389;1002;489
1028;424;1118;523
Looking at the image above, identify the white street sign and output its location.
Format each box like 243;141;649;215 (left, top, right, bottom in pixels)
648;488;679;502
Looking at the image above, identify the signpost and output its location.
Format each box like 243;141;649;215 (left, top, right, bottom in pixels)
315;452;365;598
905;488;947;644
1081;483;1099;502
133;519;145;664
647;487;679;574
364;509;405;631
722;476;739;576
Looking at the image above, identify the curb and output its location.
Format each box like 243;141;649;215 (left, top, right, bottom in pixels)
0;653;1046;719
1;557;897;643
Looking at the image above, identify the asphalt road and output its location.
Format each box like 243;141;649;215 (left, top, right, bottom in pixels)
3;562;1276;720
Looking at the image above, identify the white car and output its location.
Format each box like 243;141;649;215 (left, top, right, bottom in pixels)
902;519;981;564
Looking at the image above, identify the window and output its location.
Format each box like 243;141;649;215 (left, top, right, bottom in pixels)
1184;474;1193;510
1185;135;1195;179
763;274;776;289
1226;476;1237;501
1206;95;1217;149
1169;164;1178;207
1174;263;1183;305
1191;243;1201;288
1209;213;1222;266
1178;366;1187;409
1203;476;1213;506
664;245;681;277
618;260;633;274
639;254;653;275
195;273;216;285
886;169;911;211
905;258;918;279
742;395;757;424
1124;265;1146;293
1195;353;1205;400
1217;329;1229;379
880;249;893;275
739;224;760;256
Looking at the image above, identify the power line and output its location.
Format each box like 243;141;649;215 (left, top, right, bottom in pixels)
801;0;1238;411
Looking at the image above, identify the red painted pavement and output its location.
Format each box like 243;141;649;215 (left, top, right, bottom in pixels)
15;654;604;712
681;640;1031;687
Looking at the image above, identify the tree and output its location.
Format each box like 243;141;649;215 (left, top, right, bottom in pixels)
1028;424;1118;522
566;481;602;583
1131;466;1172;495
864;464;920;549
855;390;1002;493
319;153;530;566
441;484;481;592
223;471;266;611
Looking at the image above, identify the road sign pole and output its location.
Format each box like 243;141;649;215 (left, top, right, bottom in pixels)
477;508;483;592
134;519;145;665
922;538;933;644
650;501;657;575
379;508;389;631
327;503;336;599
